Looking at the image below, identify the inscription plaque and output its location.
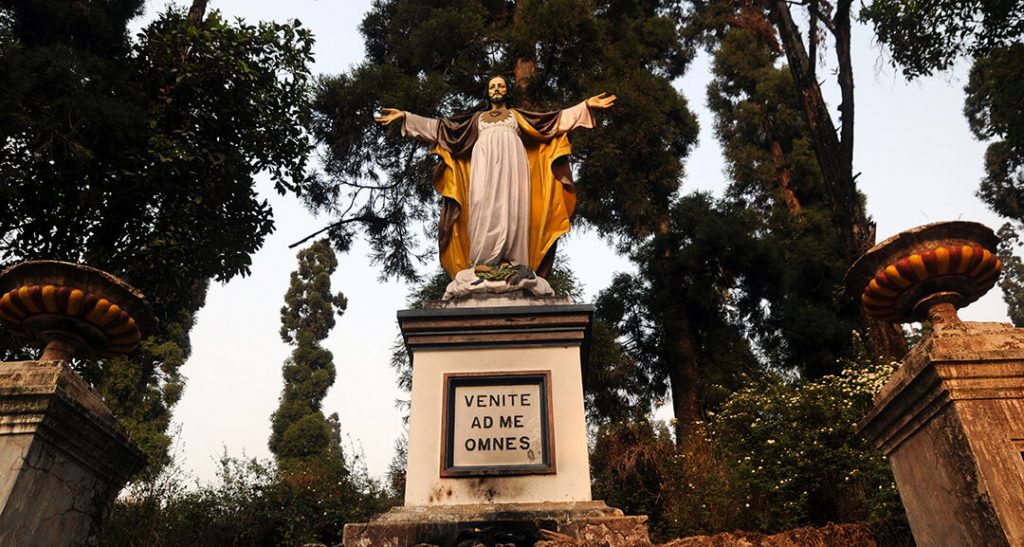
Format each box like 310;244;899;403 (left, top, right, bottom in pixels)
441;371;555;477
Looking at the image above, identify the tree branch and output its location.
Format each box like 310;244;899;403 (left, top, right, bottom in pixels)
287;214;380;249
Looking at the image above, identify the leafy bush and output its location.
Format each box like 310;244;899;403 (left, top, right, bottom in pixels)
592;336;904;539
708;343;903;531
591;420;736;541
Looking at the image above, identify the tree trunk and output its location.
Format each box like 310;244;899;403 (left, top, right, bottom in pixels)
514;58;538;109
653;217;703;444
769;0;907;362
666;320;702;444
511;3;538;109
769;0;869;254
763;117;802;215
187;0;208;23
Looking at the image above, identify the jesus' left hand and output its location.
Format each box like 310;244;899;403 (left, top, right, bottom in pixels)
586;92;617;110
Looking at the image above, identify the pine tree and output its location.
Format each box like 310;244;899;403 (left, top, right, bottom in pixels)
596;194;765;440
312;0;751;439
687;1;907;363
270;239;348;475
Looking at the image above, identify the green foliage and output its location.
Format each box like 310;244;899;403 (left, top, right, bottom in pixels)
101;449;392;546
861;0;1024;78
591;420;735;541
591;337;903;539
583;317;648;424
996;224;1024;326
386;434;408;500
596;194;764;434
266;241;368;543
310;0;699;280
0;3;315;475
270;240;348;477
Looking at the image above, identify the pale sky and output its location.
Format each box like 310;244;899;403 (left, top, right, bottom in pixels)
136;1;1009;483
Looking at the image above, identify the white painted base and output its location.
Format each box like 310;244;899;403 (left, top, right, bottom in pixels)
404;344;591;505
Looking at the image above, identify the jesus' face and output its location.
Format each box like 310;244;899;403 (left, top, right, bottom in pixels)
487;76;508;106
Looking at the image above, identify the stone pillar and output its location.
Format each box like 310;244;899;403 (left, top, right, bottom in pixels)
344;295;650;546
859;321;1024;547
0;360;146;546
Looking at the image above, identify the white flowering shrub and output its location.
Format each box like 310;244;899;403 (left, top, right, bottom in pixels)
707;336;903;531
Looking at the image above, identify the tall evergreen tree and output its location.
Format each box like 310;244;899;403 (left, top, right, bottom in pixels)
0;2;315;473
311;0;753;439
687;1;907;363
270;239;348;475
596;194;764;440
705;26;858;377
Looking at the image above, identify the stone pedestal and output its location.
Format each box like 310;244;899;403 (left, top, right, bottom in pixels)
0;360;146;546
859;321;1024;547
344;294;650;546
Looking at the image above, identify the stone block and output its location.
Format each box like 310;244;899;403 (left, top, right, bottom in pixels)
0;360;146;546
859;321;1024;547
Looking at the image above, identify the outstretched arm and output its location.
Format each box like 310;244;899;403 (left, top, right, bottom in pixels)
375;108;439;143
556;92;616;134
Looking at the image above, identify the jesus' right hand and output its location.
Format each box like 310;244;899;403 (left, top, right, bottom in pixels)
375;108;405;126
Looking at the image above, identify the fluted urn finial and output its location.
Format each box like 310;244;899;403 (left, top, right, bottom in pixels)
844;221;1002;325
0;261;156;361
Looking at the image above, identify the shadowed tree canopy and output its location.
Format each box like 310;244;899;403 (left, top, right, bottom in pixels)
705;26;859;377
861;0;1024;78
685;0;907;364
596;194;766;440
0;0;315;474
309;0;699;281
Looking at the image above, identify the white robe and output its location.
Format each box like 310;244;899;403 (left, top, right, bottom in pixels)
403;103;594;267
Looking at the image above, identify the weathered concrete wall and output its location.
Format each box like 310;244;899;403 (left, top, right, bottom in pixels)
0;360;146;546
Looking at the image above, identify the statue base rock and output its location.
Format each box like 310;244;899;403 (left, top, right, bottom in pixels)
443;267;554;300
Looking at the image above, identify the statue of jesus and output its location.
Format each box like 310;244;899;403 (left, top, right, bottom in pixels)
376;76;615;282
